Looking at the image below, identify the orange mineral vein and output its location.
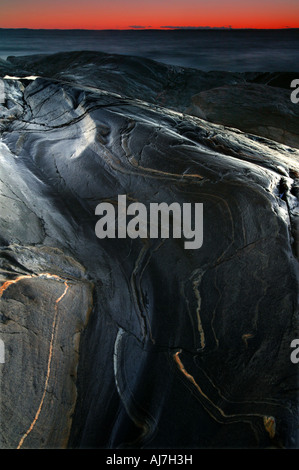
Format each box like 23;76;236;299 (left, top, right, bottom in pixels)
0;272;63;298
0;275;35;297
0;273;69;448
173;350;276;439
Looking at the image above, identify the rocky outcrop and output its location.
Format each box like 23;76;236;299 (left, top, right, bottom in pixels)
5;51;250;111
6;51;297;113
0;246;93;449
187;83;299;149
0;53;298;449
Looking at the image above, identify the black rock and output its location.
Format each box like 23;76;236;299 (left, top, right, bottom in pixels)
0;53;298;449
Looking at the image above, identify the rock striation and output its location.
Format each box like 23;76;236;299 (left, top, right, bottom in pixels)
0;52;298;449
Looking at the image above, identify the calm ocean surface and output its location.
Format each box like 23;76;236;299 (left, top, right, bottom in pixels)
1;28;299;72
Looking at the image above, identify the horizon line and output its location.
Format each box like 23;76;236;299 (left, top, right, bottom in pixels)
1;27;299;31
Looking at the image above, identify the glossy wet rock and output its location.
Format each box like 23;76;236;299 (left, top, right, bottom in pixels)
6;51;295;113
0;53;298;449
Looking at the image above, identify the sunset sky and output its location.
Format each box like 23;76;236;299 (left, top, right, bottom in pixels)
1;0;299;30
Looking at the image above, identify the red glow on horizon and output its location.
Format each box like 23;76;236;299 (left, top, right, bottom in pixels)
1;0;299;30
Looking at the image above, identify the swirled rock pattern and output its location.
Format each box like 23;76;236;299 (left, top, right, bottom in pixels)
0;52;298;449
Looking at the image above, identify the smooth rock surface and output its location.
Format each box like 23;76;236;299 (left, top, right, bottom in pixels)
5;51;251;111
187;83;299;149
6;51;297;112
0;245;93;449
0;53;298;449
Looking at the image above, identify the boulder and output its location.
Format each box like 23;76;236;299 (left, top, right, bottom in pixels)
187;83;299;149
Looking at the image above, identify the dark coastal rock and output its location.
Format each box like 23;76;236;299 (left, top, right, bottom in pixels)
3;53;241;115
0;245;93;449
0;57;31;79
0;53;298;449
187;83;299;149
5;51;298;144
248;72;299;90
5;51;278;112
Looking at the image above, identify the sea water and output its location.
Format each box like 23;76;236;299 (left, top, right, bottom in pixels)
1;28;299;72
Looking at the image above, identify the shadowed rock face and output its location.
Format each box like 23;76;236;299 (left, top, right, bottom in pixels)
5;51;298;113
0;52;298;449
5;51;251;112
187;83;299;149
